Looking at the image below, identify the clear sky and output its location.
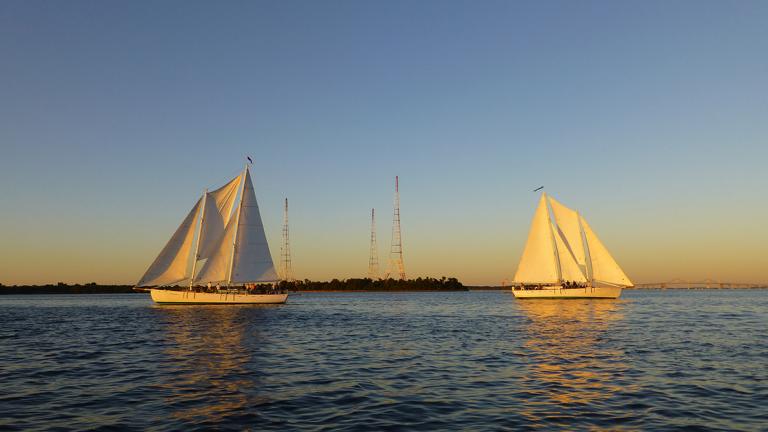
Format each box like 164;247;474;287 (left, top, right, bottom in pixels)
1;0;766;285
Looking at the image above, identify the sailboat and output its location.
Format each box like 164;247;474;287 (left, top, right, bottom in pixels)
511;193;632;299
136;164;287;304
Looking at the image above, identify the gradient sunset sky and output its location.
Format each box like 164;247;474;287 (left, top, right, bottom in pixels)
1;1;766;285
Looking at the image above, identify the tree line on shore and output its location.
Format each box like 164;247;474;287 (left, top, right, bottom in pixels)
0;282;136;295
277;277;466;291
0;277;466;294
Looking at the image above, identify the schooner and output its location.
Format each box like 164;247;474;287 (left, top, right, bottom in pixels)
136;164;287;304
511;193;632;299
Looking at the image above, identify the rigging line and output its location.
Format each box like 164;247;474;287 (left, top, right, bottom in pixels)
200;166;248;192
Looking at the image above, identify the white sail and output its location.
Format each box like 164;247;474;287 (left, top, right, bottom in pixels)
193;213;238;284
581;216;633;286
513;193;559;284
137;198;202;287
548;196;587;273
197;174;242;260
230;169;279;282
553;222;587;283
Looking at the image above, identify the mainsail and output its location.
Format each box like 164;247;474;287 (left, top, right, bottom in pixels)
229;170;279;283
549;196;587;273
513;194;559;284
197;175;242;260
194;214;238;284
137;166;279;287
513;193;631;287
137;198;202;287
553;223;587;283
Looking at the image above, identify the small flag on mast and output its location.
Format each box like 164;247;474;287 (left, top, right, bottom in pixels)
247;156;253;164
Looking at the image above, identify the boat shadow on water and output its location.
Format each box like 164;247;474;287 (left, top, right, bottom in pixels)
515;300;638;425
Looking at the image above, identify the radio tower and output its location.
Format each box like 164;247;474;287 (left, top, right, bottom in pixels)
368;208;379;279
385;176;406;280
280;198;293;282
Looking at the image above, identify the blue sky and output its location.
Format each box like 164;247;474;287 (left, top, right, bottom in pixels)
1;0;766;285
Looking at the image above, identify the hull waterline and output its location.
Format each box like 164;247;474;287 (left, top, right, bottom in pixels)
149;289;288;304
511;286;621;299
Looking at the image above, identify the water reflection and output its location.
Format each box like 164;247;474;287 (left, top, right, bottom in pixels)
154;306;269;424
517;300;634;424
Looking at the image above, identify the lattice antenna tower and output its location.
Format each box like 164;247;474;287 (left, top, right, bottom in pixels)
280;198;294;281
385;176;406;280
368;208;379;279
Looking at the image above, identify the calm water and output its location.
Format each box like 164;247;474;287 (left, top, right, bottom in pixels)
1;290;766;431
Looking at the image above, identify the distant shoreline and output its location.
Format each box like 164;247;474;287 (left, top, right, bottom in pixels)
0;284;138;295
276;277;467;292
2;285;765;295
2;278;474;294
296;289;470;293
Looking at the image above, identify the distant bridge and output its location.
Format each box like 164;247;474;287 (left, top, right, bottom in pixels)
631;278;767;289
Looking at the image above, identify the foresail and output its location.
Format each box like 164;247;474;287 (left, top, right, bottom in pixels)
581;216;633;286
137;198;201;287
553;223;587;283
513;194;559;284
549;196;587;273
230;169;279;282
193;215;237;284
197;174;242;260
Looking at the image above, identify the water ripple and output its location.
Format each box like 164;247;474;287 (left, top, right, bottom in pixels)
0;290;766;430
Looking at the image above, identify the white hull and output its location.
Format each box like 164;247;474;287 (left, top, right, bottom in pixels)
150;289;288;304
512;286;621;299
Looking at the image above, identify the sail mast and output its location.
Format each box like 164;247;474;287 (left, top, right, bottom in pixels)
227;165;249;286
189;189;208;289
545;194;562;283
578;214;593;284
